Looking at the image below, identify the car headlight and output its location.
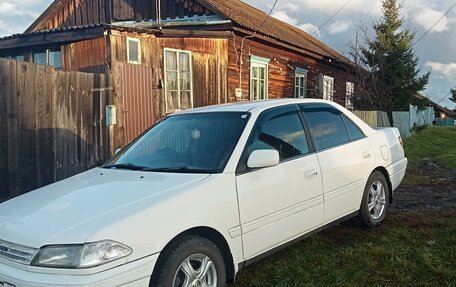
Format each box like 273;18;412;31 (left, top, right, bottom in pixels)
31;240;132;269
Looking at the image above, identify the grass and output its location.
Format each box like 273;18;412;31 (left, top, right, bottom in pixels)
404;126;456;170
234;126;456;286
235;211;456;287
402;126;456;187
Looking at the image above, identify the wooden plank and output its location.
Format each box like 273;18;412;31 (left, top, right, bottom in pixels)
74;71;82;173
34;64;46;188
83;72;90;169
134;0;142;21
69;72;79;176
82;0;89;25
169;0;176;19
44;67;56;184
112;62;126;150
55;72;67;180
92;0;99;25
15;62;37;194
99;0;105;24
0;60;10;198
105;0;112;23
69;0;76;27
7;55;18;197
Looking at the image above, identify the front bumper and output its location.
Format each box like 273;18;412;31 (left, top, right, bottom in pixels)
0;253;158;287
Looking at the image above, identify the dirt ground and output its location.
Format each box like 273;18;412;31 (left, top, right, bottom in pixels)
391;160;456;212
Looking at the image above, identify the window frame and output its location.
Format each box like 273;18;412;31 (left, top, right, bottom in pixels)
127;37;141;65
322;75;334;101
341;114;366;141
345;81;355;110
250;55;269;101
236;105;313;175
294;67;308;98
48;48;62;70
163;48;194;114
30;47;62;69
300;104;353;152
32;50;47;66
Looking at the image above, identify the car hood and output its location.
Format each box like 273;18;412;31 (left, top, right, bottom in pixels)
0;168;210;248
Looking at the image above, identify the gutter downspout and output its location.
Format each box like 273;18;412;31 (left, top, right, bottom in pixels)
156;0;162;30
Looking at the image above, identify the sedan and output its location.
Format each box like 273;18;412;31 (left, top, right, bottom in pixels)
0;99;407;287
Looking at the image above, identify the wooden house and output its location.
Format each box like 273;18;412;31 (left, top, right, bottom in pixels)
0;0;357;145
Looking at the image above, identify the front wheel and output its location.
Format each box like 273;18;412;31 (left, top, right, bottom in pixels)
358;171;389;228
152;235;226;287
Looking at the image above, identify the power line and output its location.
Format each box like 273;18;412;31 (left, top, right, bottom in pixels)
244;0;280;47
311;0;353;36
436;90;454;105
413;1;456;46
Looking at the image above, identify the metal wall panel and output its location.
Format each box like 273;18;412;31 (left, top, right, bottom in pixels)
121;63;156;143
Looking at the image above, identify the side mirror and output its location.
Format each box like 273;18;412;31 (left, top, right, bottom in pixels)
247;150;280;169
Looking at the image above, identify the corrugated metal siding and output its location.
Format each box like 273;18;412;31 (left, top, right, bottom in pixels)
392;112;411;138
121;64;156;143
410;105;434;127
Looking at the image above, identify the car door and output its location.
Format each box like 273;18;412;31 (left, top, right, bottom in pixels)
302;104;374;222
235;105;324;260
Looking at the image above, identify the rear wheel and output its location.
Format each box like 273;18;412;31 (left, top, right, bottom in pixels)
152;235;226;287
358;171;389;228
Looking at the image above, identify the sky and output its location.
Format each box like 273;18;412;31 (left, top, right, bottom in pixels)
0;0;454;109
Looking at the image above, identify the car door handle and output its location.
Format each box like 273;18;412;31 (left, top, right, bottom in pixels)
363;151;371;159
305;170;319;180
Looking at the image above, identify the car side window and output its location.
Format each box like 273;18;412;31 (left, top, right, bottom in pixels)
304;109;350;151
247;111;310;162
342;115;365;141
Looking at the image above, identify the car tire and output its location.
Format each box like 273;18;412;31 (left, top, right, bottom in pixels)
358;171;389;228
152;235;227;287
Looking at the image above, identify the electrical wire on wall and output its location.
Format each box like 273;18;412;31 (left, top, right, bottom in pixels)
235;0;279;98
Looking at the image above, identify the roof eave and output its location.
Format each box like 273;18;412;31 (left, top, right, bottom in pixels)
232;26;354;69
0;25;106;51
26;0;66;33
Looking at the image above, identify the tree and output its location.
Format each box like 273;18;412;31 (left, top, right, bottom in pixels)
450;88;456;112
350;0;430;125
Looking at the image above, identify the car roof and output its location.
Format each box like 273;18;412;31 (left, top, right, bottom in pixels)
175;99;338;115
173;98;376;136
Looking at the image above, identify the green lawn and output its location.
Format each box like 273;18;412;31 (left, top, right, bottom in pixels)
235;126;456;286
404;126;456;170
236;211;456;287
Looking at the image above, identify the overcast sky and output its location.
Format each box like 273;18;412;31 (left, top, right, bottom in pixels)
0;0;455;109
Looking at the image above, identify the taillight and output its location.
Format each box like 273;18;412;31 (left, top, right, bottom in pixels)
398;136;403;146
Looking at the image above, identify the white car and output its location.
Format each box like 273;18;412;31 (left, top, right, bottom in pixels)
0;99;407;287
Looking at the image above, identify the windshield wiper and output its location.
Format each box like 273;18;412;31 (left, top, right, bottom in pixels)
103;163;147;171
141;167;214;174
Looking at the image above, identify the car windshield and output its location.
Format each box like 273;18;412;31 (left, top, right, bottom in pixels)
104;112;250;173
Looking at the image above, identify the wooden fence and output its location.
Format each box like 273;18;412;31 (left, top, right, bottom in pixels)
0;59;113;200
354;105;435;138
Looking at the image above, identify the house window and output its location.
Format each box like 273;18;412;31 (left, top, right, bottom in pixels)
32;48;62;69
127;38;141;64
346;82;355;110
295;68;308;98
322;75;334;101
164;49;193;113
250;55;269;101
49;49;62;70
33;51;47;65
